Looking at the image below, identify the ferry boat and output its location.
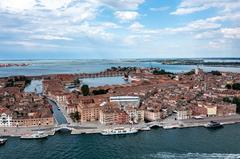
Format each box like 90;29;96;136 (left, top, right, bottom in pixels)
21;131;48;139
101;127;138;135
0;138;7;145
205;121;223;129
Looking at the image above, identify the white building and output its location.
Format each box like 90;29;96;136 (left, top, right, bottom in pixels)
0;113;12;127
110;96;140;109
177;110;190;120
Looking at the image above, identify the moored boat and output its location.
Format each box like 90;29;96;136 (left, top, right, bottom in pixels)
141;126;151;131
21;131;48;139
0;138;7;145
205;121;223;129
101;127;138;135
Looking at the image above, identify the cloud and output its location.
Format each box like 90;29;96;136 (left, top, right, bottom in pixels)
1;40;59;48
221;27;240;39
0;0;121;45
114;11;139;21
171;0;240;15
31;35;73;41
98;0;144;10
209;39;226;48
0;0;36;12
129;22;144;31
38;0;71;10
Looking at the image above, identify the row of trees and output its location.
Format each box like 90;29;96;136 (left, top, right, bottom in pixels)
81;84;108;96
152;69;173;75
226;83;240;90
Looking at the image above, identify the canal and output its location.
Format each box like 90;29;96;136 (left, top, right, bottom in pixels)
48;99;68;125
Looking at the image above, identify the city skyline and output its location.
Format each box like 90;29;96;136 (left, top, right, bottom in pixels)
0;0;240;59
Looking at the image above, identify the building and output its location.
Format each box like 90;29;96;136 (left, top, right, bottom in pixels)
12;117;54;127
144;109;161;121
0;113;12;127
110;96;140;109
77;98;100;122
217;103;237;116
205;105;217;117
125;107;144;123
177;108;191;120
99;104;129;125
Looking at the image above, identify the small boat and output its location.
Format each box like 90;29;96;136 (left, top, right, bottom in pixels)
141;127;151;131
101;127;138;135
57;107;61;110
205;121;223;129
0;138;7;145
21;131;48;139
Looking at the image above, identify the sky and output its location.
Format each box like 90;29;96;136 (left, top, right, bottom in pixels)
0;0;240;59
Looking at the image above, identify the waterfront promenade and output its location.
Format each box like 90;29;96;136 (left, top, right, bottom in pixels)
1;114;240;137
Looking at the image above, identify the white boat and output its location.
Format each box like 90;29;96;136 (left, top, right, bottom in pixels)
0;138;7;145
21;131;48;139
141;126;151;131
101;127;138;135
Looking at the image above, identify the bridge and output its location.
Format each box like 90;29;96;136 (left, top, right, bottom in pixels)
146;121;163;128
54;124;76;131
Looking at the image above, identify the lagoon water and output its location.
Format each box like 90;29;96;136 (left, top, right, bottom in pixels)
1;125;240;159
0;59;240;77
1;59;240;159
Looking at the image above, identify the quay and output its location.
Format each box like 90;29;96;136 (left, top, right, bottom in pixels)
1;115;240;137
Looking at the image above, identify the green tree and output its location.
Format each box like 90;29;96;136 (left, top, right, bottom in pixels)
211;71;222;76
70;111;80;122
81;84;89;96
232;83;240;90
226;84;232;89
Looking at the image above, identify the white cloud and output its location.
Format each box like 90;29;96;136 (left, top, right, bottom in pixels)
39;0;71;10
1;40;59;48
114;11;139;21
129;22;144;31
31;35;73;41
171;0;240;15
209;39;226;48
221;27;240;39
98;0;144;10
0;0;36;12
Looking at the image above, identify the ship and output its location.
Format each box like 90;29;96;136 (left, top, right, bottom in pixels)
205;121;223;129
101;127;138;135
0;138;7;145
20;131;48;139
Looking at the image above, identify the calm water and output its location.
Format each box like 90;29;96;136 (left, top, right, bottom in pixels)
0;59;240;77
82;76;128;87
1;125;240;159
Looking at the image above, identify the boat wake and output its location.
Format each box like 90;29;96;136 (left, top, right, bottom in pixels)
142;152;240;159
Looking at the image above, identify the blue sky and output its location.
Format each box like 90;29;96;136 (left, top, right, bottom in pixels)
0;0;240;59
